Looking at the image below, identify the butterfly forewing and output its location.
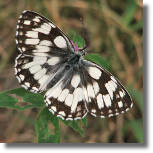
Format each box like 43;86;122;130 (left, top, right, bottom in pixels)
15;10;133;120
15;10;74;56
15;10;74;93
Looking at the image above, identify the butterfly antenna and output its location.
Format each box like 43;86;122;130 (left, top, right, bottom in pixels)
80;18;85;48
87;51;114;57
103;52;114;57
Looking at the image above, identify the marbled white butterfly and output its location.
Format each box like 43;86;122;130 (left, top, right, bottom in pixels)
15;10;133;120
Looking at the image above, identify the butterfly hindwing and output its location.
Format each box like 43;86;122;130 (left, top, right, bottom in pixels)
15;53;70;93
81;60;133;118
44;68;88;120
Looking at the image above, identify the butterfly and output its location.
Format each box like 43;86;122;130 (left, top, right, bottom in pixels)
15;10;133;120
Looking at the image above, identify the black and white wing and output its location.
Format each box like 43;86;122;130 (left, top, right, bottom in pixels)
80;60;133;118
44;67;88;120
15;10;74;56
15;10;74;93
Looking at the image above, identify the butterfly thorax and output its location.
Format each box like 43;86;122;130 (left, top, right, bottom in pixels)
67;51;83;66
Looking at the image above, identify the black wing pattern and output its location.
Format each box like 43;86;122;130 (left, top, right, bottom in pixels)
15;10;133;120
80;60;132;118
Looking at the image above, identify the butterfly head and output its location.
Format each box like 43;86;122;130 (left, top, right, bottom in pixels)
72;41;87;57
78;45;89;57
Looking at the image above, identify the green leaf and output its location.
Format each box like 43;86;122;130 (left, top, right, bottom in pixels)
69;29;85;48
0;87;44;110
81;117;87;127
85;54;109;70
36;107;60;143
60;117;87;137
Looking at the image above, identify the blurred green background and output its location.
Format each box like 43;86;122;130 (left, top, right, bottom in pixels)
0;0;143;143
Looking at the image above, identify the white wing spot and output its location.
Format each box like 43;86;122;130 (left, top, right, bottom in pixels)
93;81;100;95
21;85;28;90
105;82;113;100
71;88;81;113
25;82;30;88
71;74;81;88
83;86;88;102
14;68;17;75
19;74;25;81
33;56;47;63
47;86;62;99
24;20;31;25
29;65;41;74
16;31;18;36
26;31;38;38
49;109;55;115
45;98;51;104
35;45;50;52
65;94;73;107
54;36;67;48
58;111;66;116
19;14;22;19
119;91;125;98
16;76;21;83
51;106;57;112
22;57;46;69
78;88;83;102
47;57;60;65
87;84;95;99
32;52;47;56
103;94;112;107
22;47;26;52
108;80;117;92
19;31;23;35
91;109;96;113
19;40;22;43
108;110;112;113
118;101;123;108
34;68;47;80
39;40;52;46
49;22;56;28
110;76;117;83
88;67;102;80
30;87;38;93
32;23;51;35
25;39;39;45
38;75;50;91
58;89;69;102
97;93;104;109
33;16;40;22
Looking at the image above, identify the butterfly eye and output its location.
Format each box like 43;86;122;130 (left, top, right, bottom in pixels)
78;49;85;57
79;45;89;56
